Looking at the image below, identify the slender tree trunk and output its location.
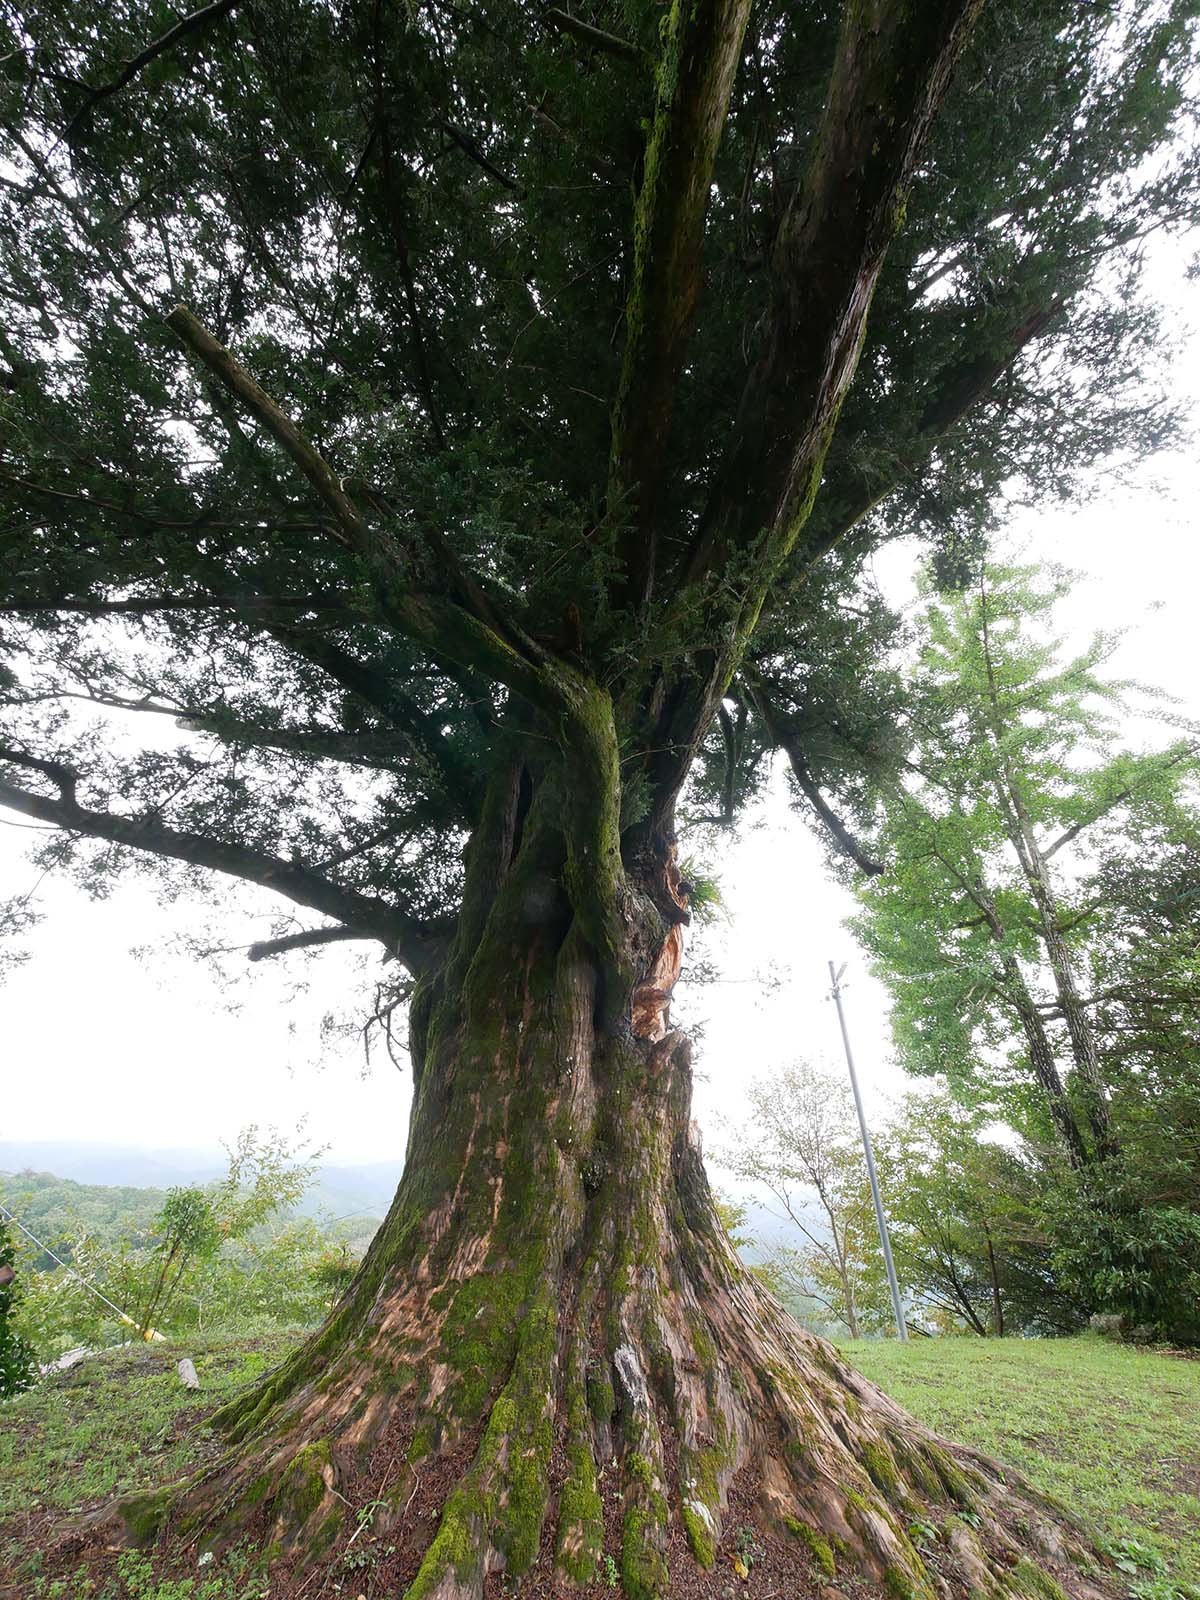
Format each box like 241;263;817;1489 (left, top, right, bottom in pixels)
999;955;1092;1170
826;1208;862;1340
841;1269;861;1341
977;586;1115;1159
98;762;1113;1599
984;1225;1004;1339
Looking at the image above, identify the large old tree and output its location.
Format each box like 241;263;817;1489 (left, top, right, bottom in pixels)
2;0;1199;1594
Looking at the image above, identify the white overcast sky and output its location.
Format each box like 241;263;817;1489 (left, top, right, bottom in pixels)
2;240;1199;1174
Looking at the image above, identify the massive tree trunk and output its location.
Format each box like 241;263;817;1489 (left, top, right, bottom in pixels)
104;763;1111;1599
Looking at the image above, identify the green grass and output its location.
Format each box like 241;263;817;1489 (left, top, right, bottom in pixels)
842;1333;1200;1588
0;1330;301;1520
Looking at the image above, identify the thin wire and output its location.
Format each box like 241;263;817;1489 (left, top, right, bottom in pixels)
0;1199;133;1324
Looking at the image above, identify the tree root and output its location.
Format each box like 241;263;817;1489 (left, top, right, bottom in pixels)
75;1029;1117;1599
84;1191;1117;1600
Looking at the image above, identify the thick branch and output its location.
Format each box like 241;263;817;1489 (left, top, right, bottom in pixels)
263;623;486;800
799;302;1061;570
681;0;985;598
167;305;367;542
64;0;242;143
247;926;369;962
543;8;645;66
0;747;437;974
172;707;447;771
167;307;555;709
435;119;520;192
634;0;983;840
0;592;350;618
607;0;753;607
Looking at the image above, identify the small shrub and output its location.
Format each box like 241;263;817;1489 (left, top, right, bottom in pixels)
0;1218;37;1398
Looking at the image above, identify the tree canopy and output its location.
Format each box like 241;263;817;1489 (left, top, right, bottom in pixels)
1;0;1198;981
6;3;1200;1592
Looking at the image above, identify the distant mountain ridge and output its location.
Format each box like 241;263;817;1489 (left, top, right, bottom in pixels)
0;1140;403;1226
0;1141;808;1259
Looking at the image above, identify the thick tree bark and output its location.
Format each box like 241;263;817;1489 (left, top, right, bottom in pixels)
96;768;1114;1600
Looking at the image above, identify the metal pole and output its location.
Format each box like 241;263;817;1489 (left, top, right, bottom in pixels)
827;960;908;1341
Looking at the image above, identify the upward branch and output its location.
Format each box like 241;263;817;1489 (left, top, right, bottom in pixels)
799;301;1063;571
607;0;754;608
166;307;557;711
682;0;986;597
638;0;984;832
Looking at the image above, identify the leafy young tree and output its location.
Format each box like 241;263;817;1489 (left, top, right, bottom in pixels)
8;1126;324;1357
875;1093;1084;1338
720;1062;890;1339
2;0;1199;1590
856;564;1198;1170
134;1184;221;1337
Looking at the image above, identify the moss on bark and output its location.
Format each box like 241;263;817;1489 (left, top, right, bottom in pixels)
99;811;1111;1600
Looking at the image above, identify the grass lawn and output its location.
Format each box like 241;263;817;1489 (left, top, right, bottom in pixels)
2;1328;1197;1596
843;1333;1200;1588
0;1331;301;1522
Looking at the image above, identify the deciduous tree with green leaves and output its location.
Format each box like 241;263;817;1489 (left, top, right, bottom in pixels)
874;1093;1084;1338
720;1062;892;1340
856;564;1197;1161
855;564;1200;1338
2;0;1199;1591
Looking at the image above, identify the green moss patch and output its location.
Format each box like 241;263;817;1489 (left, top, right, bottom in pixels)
785;1516;837;1578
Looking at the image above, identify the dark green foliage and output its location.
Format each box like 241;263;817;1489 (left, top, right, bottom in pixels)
0;1217;37;1397
1043;1151;1200;1345
0;0;1197;980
